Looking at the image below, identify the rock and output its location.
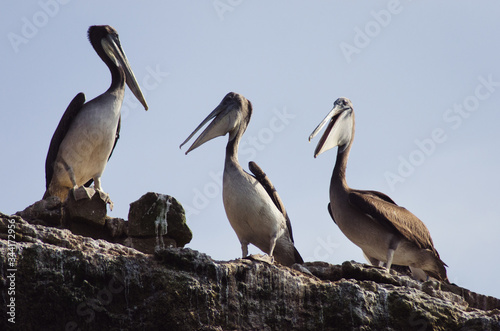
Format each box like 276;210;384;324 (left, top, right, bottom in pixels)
14;192;192;255
65;187;107;228
128;192;192;252
104;216;128;239
123;236;177;254
15;196;63;226
1;212;499;330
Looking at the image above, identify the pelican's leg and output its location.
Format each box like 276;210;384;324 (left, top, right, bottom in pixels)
409;266;428;281
386;248;395;271
94;177;114;210
363;252;383;267
93;176;102;191
60;159;92;201
241;241;249;258
385;236;401;272
267;233;278;264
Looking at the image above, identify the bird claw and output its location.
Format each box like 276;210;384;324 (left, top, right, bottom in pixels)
244;254;274;265
292;264;314;276
72;186;113;210
72;186;96;201
96;189;114;211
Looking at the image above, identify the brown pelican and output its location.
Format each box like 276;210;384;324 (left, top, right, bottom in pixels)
309;97;448;282
180;92;303;266
44;25;148;204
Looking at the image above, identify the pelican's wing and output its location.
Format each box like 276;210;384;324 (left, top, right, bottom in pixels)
356;189;397;204
327;202;336;224
108;115;121;160
45;93;86;189
348;190;436;252
248;161;293;241
248;161;304;264
328;189;396;225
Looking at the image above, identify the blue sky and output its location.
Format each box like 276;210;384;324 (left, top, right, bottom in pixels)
1;1;499;298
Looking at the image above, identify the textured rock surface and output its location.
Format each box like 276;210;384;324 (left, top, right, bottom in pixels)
15;192;192;254
64;187;108;228
1;212;499;330
128;192;193;252
15;196;63;227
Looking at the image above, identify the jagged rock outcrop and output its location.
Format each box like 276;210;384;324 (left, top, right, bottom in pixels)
126;192;193;253
1;211;499;330
15;192;192;254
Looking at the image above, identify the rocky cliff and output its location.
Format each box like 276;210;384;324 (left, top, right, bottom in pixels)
1;194;499;330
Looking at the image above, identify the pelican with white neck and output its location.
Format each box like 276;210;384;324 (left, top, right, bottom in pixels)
181;92;303;266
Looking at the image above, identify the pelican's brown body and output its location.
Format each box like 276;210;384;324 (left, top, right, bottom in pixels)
310;98;448;281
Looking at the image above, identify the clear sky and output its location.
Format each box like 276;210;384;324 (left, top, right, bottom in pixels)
1;1;499;298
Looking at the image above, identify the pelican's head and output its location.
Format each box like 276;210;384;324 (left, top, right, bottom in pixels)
88;25;148;110
308;97;354;158
180;92;252;154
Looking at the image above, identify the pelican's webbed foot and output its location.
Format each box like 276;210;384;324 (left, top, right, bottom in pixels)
244;254;274;265
96;189;114;211
72;186;96;201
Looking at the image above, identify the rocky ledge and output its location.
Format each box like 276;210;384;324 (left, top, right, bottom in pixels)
1;197;499;330
14;191;193;254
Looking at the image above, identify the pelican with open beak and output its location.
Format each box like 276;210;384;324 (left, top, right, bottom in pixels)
180;92;303;266
309;97;448;282
44;25;148;206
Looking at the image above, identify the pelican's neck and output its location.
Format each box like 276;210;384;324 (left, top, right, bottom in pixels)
331;143;351;190
331;120;355;193
107;63;126;95
224;102;252;172
89;28;126;97
224;129;244;171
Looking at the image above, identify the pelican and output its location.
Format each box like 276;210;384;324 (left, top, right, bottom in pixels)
44;25;148;205
309;97;448;282
180;92;303;266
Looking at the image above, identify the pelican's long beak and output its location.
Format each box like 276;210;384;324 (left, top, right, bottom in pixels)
180;96;241;154
309;100;353;158
102;34;148;110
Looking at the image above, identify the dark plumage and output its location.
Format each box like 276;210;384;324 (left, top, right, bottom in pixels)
310;97;448;281
44;25;147;202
